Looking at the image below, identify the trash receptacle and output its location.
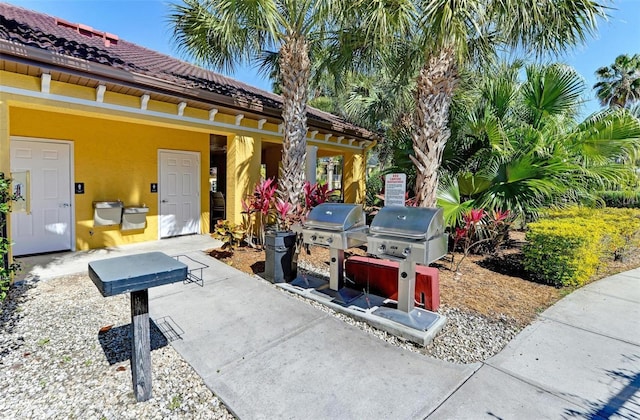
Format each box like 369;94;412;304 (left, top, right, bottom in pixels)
264;231;297;283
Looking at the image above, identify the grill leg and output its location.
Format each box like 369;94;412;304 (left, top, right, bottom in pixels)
329;248;344;290
397;260;416;312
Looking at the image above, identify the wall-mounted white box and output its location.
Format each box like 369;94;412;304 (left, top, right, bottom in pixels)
122;206;149;230
93;201;123;226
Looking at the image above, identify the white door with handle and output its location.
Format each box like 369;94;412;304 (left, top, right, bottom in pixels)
10;139;73;255
159;150;200;238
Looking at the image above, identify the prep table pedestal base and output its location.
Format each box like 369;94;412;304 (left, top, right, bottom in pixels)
131;289;151;402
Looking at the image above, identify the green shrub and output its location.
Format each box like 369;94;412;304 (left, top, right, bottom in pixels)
525;207;640;287
1;173;22;301
545;207;640;261
524;218;604;287
598;190;640;208
365;170;384;209
599;208;640;261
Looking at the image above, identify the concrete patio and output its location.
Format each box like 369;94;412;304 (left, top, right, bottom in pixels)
14;235;640;419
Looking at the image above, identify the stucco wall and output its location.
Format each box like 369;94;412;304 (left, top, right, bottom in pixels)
10;107;209;250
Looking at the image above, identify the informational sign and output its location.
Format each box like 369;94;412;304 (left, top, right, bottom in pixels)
384;173;406;206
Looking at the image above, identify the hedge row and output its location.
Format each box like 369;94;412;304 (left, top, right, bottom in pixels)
523;207;640;287
598;190;640;208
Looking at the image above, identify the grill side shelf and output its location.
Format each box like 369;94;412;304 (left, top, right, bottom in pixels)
173;255;209;287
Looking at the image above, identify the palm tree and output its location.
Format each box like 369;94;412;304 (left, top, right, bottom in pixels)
402;0;607;207
169;0;348;209
437;62;640;226
594;53;640;109
170;1;410;209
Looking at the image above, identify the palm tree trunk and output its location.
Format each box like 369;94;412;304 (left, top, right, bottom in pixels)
411;47;458;207
278;34;310;209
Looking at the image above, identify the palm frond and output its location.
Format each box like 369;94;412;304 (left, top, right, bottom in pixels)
436;176;475;227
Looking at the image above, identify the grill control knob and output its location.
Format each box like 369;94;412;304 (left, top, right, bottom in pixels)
327;237;333;244
377;244;386;253
402;247;411;256
311;235;317;241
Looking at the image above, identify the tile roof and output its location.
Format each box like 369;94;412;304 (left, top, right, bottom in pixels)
0;2;373;140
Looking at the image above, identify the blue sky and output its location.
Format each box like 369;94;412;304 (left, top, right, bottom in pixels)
7;0;640;118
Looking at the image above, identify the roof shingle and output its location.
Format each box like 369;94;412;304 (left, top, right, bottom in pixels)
0;2;373;139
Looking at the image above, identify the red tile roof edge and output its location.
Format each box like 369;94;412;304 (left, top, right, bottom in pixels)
0;2;376;141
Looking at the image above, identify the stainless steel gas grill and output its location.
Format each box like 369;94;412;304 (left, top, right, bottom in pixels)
277;204;448;345
301;203;368;293
367;206;447;314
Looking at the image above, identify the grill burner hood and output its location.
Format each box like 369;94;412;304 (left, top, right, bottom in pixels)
367;206;447;265
369;206;444;240
304;203;365;232
302;203;368;293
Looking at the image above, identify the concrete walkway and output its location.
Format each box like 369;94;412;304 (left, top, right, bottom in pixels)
15;236;640;419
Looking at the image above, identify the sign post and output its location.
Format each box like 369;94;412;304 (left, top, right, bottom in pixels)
384;173;406;207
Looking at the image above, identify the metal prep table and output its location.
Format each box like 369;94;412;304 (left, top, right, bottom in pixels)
88;252;187;402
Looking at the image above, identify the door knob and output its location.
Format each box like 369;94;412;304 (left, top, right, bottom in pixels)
161;199;168;203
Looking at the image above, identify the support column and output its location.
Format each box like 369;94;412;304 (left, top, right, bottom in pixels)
0;96;9;175
327;158;335;191
130;289;151;402
329;248;344;290
0;97;12;271
305;145;318;184
397;260;417;313
226;134;261;225
343;150;365;204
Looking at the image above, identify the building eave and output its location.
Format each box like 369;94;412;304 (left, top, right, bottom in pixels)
0;39;376;143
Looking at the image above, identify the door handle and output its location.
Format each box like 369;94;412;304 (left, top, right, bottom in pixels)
161;199;168;203
61;203;71;208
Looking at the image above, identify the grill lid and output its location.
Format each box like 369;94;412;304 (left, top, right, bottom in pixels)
369;206;444;240
304;203;365;232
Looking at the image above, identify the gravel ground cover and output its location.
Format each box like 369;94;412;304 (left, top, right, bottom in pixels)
294;264;521;364
0;274;234;420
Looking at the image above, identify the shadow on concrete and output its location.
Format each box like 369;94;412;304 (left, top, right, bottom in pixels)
564;354;640;419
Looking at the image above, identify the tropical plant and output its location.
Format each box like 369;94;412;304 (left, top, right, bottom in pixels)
594;53;640;109
274;198;294;231
169;0;401;210
437;62;640;226
170;0;337;209
241;178;277;247
450;208;512;272
303;181;329;212
211;219;245;250
1;173;22;300
242;178;331;237
387;0;607;207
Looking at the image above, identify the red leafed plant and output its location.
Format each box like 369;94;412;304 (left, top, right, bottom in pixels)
239;179;332;246
241;178;277;247
274;198;294;231
303;181;330;211
451;208;512;272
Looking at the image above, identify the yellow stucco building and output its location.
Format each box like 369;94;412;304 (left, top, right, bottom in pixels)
0;3;375;256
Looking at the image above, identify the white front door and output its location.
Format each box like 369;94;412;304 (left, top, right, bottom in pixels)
159;150;200;238
10;139;73;255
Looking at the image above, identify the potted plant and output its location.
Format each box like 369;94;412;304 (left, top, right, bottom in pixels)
263;198;297;283
262;180;332;283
